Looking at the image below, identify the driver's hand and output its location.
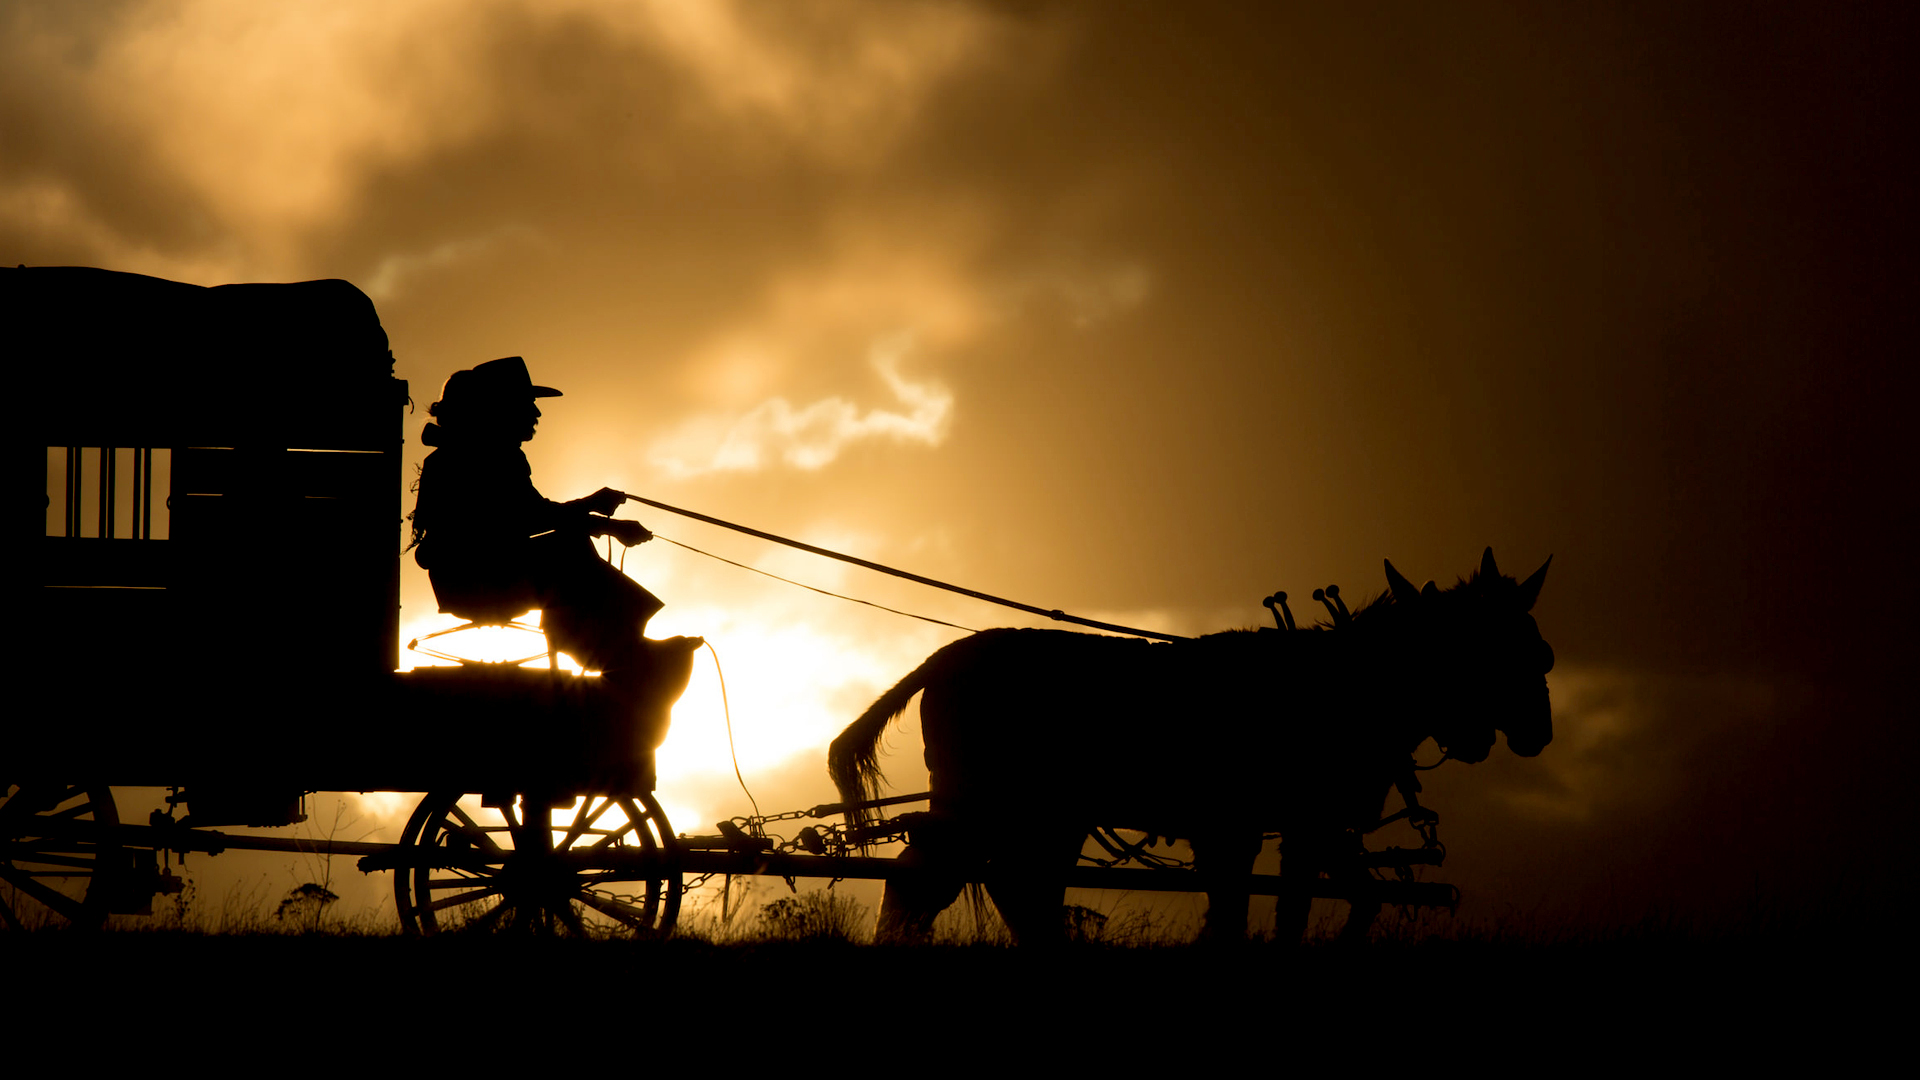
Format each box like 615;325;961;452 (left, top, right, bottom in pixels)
606;518;653;547
579;487;626;516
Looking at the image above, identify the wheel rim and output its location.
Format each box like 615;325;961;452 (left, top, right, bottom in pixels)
397;792;680;937
0;784;122;931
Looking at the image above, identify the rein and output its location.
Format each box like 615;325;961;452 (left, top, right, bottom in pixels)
615;491;1186;642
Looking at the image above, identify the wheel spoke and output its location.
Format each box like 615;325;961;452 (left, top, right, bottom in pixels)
552;900;590;937
0;862;87;922
581;800;645;854
445;805;508;855
556;797;616;851
426;883;504;913
6;840;110;862
46;800;99;825
9;852;102;871
581;827;636;855
423;871;499;890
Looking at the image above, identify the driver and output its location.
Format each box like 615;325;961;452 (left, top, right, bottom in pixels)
407;355;665;679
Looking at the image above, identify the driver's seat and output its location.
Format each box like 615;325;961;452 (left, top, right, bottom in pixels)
409;577;560;669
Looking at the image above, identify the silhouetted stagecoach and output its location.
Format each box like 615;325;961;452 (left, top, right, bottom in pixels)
14;265;683;934
11;266;1490;939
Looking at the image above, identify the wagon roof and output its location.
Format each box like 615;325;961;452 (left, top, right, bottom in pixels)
8;265;399;447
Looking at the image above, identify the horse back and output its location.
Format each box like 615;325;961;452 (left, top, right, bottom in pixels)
913;628;1391;831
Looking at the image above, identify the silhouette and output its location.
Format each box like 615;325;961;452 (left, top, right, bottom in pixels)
410;356;703;749
16;267;700;932
830;549;1553;944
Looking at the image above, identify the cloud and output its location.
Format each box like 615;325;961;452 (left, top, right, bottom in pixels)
608;0;1006;166
1477;665;1781;823
0;0;1018;275
650;333;952;476
1001;257;1154;327
70;2;501;263
362;224;543;301
0;176;238;284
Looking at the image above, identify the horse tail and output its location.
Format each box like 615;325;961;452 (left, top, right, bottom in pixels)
828;654;937;839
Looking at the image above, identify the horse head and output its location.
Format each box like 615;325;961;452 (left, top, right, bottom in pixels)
1381;548;1554;763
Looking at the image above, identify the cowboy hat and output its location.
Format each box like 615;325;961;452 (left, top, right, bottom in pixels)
439;355;562;405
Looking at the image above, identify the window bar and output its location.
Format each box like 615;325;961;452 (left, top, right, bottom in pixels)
129;448;141;540
66;446;80;537
101;445;116;538
141;447;154;540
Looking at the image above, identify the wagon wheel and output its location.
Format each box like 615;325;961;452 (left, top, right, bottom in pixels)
394;791;681;937
0;784;123;931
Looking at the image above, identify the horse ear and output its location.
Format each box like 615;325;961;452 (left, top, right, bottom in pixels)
1383;559;1421;604
1480;547;1500;581
1517;555;1552;611
1421;580;1439;599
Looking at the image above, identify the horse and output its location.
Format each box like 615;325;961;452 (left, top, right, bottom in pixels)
828;548;1553;944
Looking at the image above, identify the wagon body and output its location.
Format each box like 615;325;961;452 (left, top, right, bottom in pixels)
24;266;402;677
15;266;653;794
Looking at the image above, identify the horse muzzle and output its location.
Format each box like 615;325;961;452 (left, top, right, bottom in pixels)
1506;733;1549;758
1504;690;1553;757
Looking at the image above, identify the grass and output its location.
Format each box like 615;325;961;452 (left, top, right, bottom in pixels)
62;869;1858;948
11;881;1890;1065
13;903;1881;1057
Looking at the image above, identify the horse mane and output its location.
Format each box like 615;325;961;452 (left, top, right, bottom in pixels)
1302;589;1396;631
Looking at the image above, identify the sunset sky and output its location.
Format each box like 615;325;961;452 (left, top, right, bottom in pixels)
10;1;1912;932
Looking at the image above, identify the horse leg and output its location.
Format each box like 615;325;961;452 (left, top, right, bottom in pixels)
1338;895;1382;944
984;827;1084;945
1278;830;1379;944
1192;830;1263;943
1275;830;1334;943
876;841;965;944
984;878;1060;945
1334;833;1381;945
